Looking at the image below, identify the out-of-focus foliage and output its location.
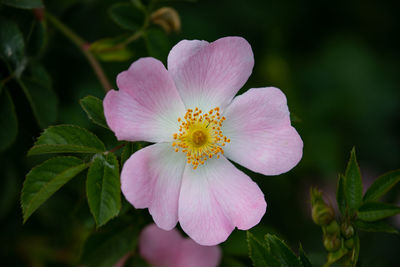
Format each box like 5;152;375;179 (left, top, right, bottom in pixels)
310;149;399;266
1;0;399;266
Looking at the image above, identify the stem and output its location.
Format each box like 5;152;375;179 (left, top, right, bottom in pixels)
0;73;14;90
108;143;127;153
45;12;112;92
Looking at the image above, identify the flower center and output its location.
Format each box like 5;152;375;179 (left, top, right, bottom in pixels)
192;130;207;146
172;107;230;169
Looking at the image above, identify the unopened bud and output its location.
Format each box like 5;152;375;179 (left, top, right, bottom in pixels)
341;222;354;239
310;188;335;225
323;234;341;252
33;8;45;21
325;220;340;235
312;203;334;226
151;7;181;33
344;238;354;249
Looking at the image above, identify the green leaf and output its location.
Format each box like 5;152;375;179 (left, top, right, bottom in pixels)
0;0;43;9
87;153;121;227
357;202;400;222
27;20;47;56
28;125;106;156
80;95;108;128
363;169;400;202
247;231;280;267
144;28;170;60
265;234;302;267
0;89;18;151
220;257;248;267
89;36;134;62
351;232;360;264
121;142;144;166
354;219;399;234
298;244;313;267
336;174;347;216
18;74;58;128
344;148;363;215
21;156;88;223
80;217;138;267
0;17;26;77
108;2;145;31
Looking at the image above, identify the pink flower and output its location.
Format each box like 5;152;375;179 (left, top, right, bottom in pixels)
104;36;303;245
139;224;221;267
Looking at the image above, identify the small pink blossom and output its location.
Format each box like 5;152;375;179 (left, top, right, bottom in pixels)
104;36;303;245
139;224;221;267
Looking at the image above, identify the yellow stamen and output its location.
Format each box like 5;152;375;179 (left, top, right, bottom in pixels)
172;107;229;169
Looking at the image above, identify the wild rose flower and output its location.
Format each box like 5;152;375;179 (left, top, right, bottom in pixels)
139;224;221;267
104;36;303;245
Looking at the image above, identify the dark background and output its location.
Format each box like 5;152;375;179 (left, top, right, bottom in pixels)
1;0;399;266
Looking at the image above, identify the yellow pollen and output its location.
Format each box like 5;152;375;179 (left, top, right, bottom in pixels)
172;107;229;169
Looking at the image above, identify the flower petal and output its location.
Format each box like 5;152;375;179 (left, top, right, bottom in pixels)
104;57;185;142
168;37;254;112
177;239;221;267
139;224;182;267
178;156;266;245
121;143;186;230
222;87;303;175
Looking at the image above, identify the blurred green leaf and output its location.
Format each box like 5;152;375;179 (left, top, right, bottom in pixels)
90;36;134;62
27;20;47;56
18;72;58;128
0;89;18;151
265;234;302;267
0;17;27;77
363;169;400;202
87;153;120;227
220;257;247;267
28;125;106;156
144;28;170;60
247;231;280;267
108;2;145;31
80;95;108;128
353;219;399;234
0;0;43;9
299;245;313;267
336;174;347;216
21;156;87;223
121;142;144;166
344;148;363;215
80;217;138;267
357;202;400;222
352;232;360;264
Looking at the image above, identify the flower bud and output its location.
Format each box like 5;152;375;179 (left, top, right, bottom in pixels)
325;220;340;235
151;7;181;33
310;188;335;226
344;238;354;249
323;234;341;252
341;222;354;239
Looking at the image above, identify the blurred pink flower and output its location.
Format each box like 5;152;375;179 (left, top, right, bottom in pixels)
104;36;303;245
139;224;221;267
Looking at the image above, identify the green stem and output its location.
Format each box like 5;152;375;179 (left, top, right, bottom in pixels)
45;12;112;92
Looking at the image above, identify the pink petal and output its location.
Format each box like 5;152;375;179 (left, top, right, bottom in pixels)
222;87;303;175
167;37;254;112
139;224;182;267
177;239;221;267
139;224;221;267
104;57;185;142
121;143;186;230
113;253;131;267
178;157;266;246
